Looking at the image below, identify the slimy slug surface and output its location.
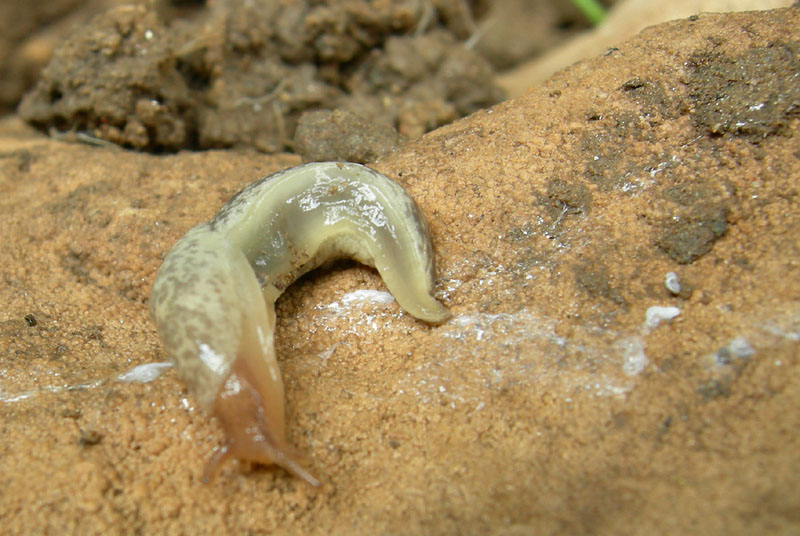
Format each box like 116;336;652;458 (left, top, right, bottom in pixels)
149;162;450;486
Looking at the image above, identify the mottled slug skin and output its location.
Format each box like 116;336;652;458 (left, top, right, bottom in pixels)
150;162;450;486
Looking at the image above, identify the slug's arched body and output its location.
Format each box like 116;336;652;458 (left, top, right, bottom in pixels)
149;162;450;486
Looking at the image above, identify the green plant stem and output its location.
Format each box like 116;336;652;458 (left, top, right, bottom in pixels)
571;0;607;25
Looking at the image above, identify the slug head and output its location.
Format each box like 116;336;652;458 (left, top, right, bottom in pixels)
202;291;320;488
203;356;320;487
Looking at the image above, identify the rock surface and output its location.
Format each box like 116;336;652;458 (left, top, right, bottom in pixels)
497;0;795;95
1;8;799;534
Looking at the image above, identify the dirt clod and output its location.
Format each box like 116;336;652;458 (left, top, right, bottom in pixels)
294;109;403;163
19;1;503;153
656;203;729;264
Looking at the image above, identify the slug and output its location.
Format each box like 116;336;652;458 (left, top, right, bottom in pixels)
149;162;450;486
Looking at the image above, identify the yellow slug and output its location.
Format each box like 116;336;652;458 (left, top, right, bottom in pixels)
149;162;450;486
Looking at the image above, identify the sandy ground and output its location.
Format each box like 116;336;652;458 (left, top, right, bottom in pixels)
1;8;799;535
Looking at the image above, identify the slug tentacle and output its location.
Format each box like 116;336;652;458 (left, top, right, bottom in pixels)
150;162;450;485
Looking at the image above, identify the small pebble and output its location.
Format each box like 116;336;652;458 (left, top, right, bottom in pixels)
664;272;681;294
728;336;754;359
645;305;681;331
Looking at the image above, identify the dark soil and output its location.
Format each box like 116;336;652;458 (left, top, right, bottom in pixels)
687;42;800;141
294;109;403;163
0;0;130;114
18;0;504;153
